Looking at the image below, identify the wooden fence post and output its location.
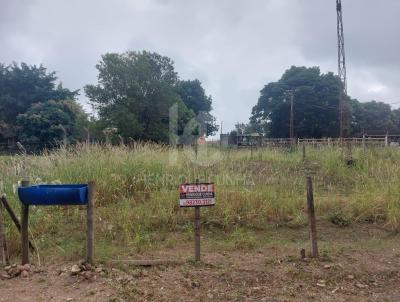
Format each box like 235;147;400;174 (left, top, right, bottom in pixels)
21;179;30;265
306;176;318;258
362;134;366;152
86;181;96;265
1;195;35;252
0;199;9;265
194;143;198;160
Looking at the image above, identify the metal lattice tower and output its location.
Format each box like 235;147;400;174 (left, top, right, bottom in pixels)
336;0;347;138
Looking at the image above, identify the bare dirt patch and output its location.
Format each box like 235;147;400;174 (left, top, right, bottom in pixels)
0;263;116;302
113;224;400;301
113;248;400;301
1;223;400;301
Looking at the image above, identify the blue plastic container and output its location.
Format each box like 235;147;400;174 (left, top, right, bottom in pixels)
18;184;88;206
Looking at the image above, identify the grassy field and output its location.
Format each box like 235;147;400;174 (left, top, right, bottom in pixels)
1;143;400;262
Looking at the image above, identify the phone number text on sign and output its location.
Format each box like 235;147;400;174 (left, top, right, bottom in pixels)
179;183;215;207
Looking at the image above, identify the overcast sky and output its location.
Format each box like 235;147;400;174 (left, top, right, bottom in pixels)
1;0;399;134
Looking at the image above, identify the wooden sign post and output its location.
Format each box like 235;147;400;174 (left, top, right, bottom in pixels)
179;181;215;262
194;206;200;261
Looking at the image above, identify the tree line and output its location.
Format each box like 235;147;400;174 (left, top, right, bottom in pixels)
237;66;400;138
0;51;218;149
1;57;398;148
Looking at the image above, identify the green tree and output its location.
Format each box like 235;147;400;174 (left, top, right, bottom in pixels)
390;109;400;134
251;66;343;138
234;121;264;135
351;101;395;136
176;79;218;136
16;100;87;148
0;62;78;141
176;79;211;113
85;51;204;143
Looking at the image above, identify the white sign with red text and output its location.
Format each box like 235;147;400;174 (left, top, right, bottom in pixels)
179;183;215;207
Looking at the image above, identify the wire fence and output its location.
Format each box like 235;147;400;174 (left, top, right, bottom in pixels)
1;135;399;155
214;135;400;149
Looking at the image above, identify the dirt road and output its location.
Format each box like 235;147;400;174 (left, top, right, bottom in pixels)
1;224;400;301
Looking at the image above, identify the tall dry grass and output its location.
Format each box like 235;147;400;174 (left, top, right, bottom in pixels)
1;143;400;260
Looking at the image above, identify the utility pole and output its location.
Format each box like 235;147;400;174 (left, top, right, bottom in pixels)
285;89;295;147
219;121;223;148
336;0;347;139
290;90;294;142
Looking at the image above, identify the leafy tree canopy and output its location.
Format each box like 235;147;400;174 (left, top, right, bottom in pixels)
351;101;396;136
85;51;217;143
177;79;212;114
0;62;79;140
248;66;400;138
176;79;218;137
16;100;87;148
249;66;400;138
250;66;341;138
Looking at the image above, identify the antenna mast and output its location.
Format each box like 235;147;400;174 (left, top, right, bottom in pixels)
336;0;347;138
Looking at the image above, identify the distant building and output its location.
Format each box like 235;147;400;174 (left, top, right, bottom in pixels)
220;134;230;146
237;133;262;147
220;133;262;147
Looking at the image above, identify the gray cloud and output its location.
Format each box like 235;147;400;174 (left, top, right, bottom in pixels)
0;0;399;132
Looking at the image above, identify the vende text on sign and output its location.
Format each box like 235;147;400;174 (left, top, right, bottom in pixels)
179;183;215;207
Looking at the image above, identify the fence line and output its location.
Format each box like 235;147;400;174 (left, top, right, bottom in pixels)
215;135;400;148
297;137;388;147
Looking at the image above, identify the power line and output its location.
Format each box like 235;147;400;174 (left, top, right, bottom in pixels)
383;100;400;105
375;95;400;102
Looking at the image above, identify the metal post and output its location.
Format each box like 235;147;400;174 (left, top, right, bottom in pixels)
290;92;294;140
86;181;96;265
337;0;347;140
21;179;30;265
